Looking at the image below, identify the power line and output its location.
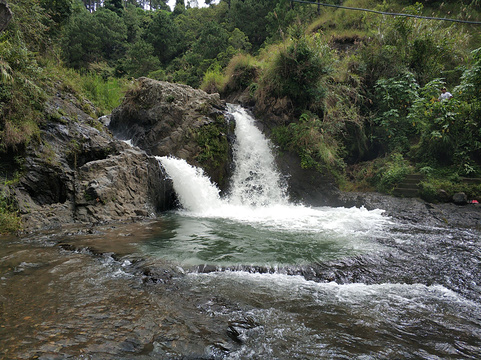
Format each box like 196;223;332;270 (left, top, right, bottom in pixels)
291;0;481;25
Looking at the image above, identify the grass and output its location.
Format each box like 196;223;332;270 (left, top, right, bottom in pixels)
41;56;132;116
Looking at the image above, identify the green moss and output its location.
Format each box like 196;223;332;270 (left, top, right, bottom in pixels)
194;119;229;171
0;188;21;234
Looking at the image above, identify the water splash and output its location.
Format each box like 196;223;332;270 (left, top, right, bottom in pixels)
155;105;391;266
158;156;223;213
158;104;290;212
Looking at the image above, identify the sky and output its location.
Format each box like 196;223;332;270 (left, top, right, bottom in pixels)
167;0;214;11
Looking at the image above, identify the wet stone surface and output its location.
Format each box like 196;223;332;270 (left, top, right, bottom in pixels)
1;205;481;359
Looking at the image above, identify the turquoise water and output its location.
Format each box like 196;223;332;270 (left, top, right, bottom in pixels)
142;207;388;267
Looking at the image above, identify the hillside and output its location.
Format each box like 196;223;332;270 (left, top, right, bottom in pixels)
1;0;481;232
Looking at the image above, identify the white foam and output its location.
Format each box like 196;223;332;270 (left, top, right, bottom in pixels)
187;271;478;308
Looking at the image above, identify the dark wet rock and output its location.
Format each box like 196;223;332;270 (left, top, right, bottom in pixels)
74;147;175;223
275;150;341;206
453;192;468;205
339;191;481;229
227;317;259;344
119;337;143;353
13;87;176;232
109;77;233;190
437;189;450;202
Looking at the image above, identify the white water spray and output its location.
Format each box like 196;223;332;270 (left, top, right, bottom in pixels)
157;105;389;238
159;156;223;213
159;105;288;210
227;105;288;206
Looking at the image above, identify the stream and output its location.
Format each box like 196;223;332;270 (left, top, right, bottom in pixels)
1;105;480;359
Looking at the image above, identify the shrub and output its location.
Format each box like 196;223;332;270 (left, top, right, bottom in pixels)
372;71;420;154
200;65;225;94
374;153;413;193
407;60;481;174
0;188;21;234
419;178;481;203
222;53;258;94
258;30;333;113
0;30;44;151
80;73;129;115
272;112;345;178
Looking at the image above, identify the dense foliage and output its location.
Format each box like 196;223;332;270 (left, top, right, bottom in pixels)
1;0;481;231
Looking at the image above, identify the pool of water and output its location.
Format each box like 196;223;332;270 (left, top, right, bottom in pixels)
141;205;389;267
2;105;480;358
1;215;480;359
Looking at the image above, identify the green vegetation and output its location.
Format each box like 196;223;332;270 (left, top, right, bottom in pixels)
195;120;230;169
0;189;21;234
1;0;481;232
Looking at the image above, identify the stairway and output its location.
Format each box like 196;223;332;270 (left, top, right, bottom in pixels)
460;177;481;185
393;173;424;198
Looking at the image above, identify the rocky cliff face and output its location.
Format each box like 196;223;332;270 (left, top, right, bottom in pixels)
12;79;232;232
0;0;12;33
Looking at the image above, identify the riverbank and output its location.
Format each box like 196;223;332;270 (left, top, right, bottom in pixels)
339;191;481;230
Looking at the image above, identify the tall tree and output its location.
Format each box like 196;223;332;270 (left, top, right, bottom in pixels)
144;10;182;63
105;0;123;14
40;0;74;26
226;0;278;49
61;7;127;68
192;21;229;59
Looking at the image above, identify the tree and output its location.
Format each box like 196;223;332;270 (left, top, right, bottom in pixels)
40;0;74;27
373;72;420;154
120;40;161;77
144;10;182;64
61;7;127;68
227;0;278;49
104;0;123;15
228;28;251;52
192;21;229;60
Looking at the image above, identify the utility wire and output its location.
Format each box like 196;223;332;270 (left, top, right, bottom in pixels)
291;0;481;25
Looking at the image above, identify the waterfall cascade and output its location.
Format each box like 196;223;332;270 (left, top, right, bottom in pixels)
227;104;288;206
155;105;389;267
159;104;287;210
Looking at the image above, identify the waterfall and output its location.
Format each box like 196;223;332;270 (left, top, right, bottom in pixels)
227;104;288;206
158;156;223;213
158;105;388;232
155;105;390;267
158;104;288;211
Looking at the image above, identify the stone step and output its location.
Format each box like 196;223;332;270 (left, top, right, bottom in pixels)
393;188;420;197
460;177;481;184
401;179;422;185
392;173;424;198
396;183;420;190
404;174;423;181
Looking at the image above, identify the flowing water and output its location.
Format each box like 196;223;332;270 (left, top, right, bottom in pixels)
1;105;480;359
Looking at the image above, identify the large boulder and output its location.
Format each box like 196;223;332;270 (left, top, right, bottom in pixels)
75;147;175;223
109;78;234;190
